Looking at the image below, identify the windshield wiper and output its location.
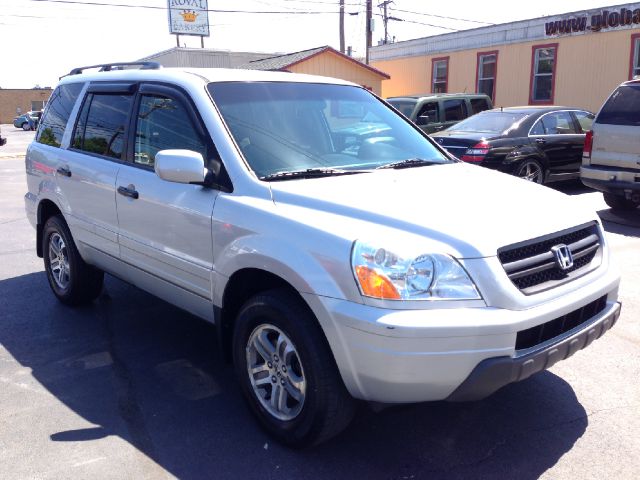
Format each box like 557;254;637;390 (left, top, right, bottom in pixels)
375;158;443;170
260;168;369;181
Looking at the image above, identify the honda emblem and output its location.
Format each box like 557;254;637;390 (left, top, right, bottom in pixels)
551;244;573;271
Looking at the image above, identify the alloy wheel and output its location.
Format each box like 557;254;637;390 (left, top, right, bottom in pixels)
517;161;543;183
246;324;306;421
48;232;70;289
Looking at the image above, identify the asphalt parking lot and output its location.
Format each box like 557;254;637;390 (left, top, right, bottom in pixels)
1;126;639;480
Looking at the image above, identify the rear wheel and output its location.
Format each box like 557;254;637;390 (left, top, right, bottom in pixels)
43;215;104;305
515;159;545;184
603;192;640;211
21;122;30;131
233;289;355;447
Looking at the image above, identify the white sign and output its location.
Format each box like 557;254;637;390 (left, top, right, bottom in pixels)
168;0;210;37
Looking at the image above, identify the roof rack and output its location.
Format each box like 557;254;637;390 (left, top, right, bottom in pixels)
64;62;162;77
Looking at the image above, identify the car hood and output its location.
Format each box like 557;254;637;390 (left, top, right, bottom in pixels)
268;163;597;258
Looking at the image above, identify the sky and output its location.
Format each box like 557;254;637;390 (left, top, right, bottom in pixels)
0;0;630;88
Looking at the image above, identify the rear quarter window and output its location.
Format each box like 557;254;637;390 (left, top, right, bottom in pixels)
596;85;640;126
36;83;83;148
470;98;491;114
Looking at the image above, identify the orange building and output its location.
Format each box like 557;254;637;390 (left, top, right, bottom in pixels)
370;3;640;112
239;46;390;96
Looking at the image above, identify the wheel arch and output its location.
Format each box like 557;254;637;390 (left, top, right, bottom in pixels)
36;199;63;257
217;268;339;367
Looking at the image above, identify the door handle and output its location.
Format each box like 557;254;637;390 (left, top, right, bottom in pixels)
117;185;139;199
535;138;546;144
56;166;72;177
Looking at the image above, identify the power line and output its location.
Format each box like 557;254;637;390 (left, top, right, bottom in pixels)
27;0;340;14
389;7;493;25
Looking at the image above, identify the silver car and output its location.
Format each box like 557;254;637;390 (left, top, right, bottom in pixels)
25;62;621;446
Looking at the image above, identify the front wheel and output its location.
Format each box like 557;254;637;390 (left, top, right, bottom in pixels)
515;159;545;184
43;215;104;305
233;289;355;447
603;192;640;211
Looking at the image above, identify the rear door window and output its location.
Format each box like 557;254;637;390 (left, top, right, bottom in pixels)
596;85;640;126
443;99;467;122
537;112;578;135
36;83;83;148
72;94;133;159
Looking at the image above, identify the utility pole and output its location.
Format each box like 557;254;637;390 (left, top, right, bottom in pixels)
365;0;372;64
339;0;345;53
378;0;393;44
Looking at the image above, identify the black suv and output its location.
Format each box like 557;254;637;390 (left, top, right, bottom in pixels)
387;93;492;134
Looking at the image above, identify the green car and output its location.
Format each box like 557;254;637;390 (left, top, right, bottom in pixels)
13;111;42;131
387;93;492;134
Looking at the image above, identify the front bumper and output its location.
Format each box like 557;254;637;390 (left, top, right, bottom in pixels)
581;165;640;193
447;300;621;401
304;264;620;404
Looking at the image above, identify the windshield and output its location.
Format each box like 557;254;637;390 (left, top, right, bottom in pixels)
448;111;529;134
387;99;417;117
207;82;451;178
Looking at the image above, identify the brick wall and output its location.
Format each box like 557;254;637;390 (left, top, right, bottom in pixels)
0;89;53;124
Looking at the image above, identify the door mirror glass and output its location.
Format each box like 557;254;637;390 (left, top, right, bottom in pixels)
417;114;432;125
155;150;207;184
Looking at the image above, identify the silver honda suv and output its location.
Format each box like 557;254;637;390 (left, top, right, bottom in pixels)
25;62;621;446
581;79;640;211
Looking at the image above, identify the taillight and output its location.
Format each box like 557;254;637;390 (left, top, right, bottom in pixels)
461;141;490;162
583;130;593;159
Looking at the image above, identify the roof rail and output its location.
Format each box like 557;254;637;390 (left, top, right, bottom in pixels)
64;62;162;77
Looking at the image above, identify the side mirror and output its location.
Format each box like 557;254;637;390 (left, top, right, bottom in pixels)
417;115;431;126
154;150;208;185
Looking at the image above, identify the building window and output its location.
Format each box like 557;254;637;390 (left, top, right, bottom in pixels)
31;100;44;111
530;44;558;104
476;51;498;101
630;34;640;79
431;57;449;93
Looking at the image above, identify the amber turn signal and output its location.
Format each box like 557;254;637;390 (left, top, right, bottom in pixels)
355;265;401;300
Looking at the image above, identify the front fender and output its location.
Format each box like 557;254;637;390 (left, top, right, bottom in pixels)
212;232;363;307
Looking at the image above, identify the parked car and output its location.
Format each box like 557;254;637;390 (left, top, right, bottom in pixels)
387;93;492;134
431;106;594;184
25;63;620;447
0;125;6;146
581;79;640;211
13;110;42;131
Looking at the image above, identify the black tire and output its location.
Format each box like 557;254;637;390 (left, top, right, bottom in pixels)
603;192;639;211
22;122;30;131
42;215;104;305
515;159;545;184
232;289;355;447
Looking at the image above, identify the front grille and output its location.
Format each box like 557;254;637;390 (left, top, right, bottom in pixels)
498;223;602;294
515;295;608;351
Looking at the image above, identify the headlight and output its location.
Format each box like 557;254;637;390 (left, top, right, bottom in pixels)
351;240;481;301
